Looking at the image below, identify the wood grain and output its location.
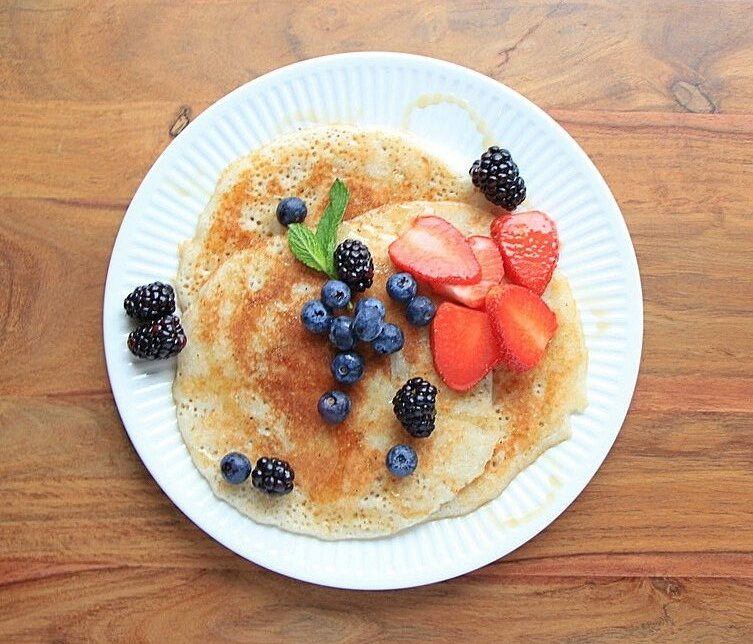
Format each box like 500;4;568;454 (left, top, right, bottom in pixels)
2;1;753;641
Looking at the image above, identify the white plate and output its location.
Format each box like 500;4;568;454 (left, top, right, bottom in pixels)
103;52;642;590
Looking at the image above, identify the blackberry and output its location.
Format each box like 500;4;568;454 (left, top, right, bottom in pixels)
469;146;526;211
392;377;438;438
127;315;186;360
251;457;294;496
124;282;176;322
334;239;374;293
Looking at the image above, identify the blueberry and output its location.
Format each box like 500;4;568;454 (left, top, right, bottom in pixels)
386;444;418;477
220;452;252;485
331;351;365;385
301;300;332;334
317;390;351;424
276;197;307;226
321;280;351;310
406;295;436;327
352;306;385;342
354;297;386;319
386;272;418;304
372;323;404;355
329;316;355;351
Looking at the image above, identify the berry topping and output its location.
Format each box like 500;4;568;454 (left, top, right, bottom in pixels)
405;295;436;327
301;300;332;334
335;239;374;293
431;302;501;392
127;315;186;360
352;303;385;342
318;390;351;424
276;196;308;226
467;236;506;283
329;316;356;351
123;281;176;322
372;323;405;355
486;283;558;372
386;444;418;478
434;235;505;309
220;452;252;485
491;211;559;295
386;272;418;303
388;216;481;285
251;457;294;496
470;146;526;211
321;279;351;310
392;377;437;438
354;296;386;319
331;351;365;385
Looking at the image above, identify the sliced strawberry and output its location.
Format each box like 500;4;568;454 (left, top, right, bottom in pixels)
389;216;481;285
431;302;501;392
486;284;558;373
491;211;559;295
466;236;505;282
434;236;505;309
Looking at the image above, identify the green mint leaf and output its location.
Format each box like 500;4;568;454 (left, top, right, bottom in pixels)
315;179;349;275
287;223;330;274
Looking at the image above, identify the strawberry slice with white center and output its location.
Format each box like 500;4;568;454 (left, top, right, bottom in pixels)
486;283;558;372
388;216;481;285
433;235;505;309
431;302;501;392
491;210;559;295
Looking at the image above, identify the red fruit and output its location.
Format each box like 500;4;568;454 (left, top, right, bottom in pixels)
434;235;505;309
491;211;559;295
431;302;501;392
486;284;558;373
389;216;481;285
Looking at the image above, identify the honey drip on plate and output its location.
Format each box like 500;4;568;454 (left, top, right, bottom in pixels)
402;93;495;149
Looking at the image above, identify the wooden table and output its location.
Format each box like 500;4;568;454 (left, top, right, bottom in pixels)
2;1;753;640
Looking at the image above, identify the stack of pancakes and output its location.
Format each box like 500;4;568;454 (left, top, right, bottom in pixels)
173;126;587;539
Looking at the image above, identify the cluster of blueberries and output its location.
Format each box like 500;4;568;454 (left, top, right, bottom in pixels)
300;272;437;426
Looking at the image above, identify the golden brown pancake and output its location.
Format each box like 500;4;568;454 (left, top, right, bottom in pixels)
174;200;587;537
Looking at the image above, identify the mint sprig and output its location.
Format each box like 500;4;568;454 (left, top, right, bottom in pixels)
287;179;349;279
287;224;331;274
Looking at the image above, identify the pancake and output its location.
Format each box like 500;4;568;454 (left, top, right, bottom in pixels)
176;125;483;310
342;202;587;520
173;199;587;538
173;219;499;539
